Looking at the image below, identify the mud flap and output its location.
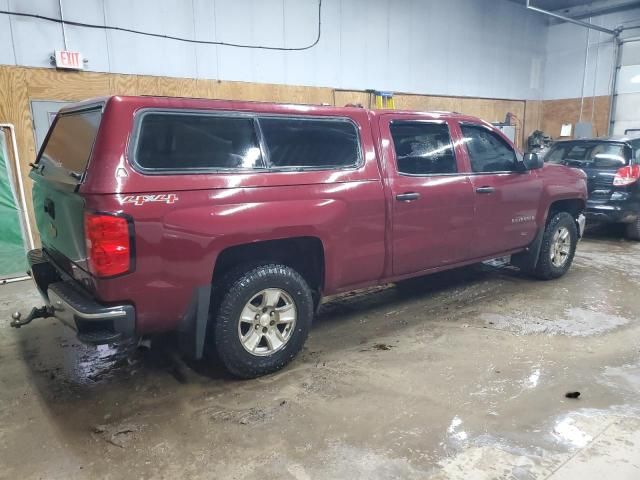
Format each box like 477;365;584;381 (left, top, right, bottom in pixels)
177;285;211;360
510;227;544;272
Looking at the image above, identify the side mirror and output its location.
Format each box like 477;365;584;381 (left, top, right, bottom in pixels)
522;152;543;170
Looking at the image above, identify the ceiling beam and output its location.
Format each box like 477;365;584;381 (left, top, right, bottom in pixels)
551;0;640;21
527;0;618;35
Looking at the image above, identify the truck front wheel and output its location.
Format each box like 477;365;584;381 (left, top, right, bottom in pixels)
532;212;578;280
212;264;314;379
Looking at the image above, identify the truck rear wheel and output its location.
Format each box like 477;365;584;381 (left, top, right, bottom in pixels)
532;212;578;280
211;264;313;379
625;218;640;241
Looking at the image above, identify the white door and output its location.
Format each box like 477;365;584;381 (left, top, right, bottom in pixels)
613;40;640;136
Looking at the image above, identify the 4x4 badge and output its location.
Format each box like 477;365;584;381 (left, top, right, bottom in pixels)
122;194;178;206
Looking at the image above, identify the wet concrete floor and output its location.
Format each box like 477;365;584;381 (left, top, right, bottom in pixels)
1;226;640;479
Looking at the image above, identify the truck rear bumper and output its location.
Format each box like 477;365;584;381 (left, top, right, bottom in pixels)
27;249;136;344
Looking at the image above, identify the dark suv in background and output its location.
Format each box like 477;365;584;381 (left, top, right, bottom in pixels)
545;136;640;240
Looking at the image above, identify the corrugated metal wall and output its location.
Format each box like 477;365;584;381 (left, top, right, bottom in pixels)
543;6;640;100
0;0;548;100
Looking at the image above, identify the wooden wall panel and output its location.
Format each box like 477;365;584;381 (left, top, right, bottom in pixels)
0;68;39;242
393;94;525;148
0;64;554;240
524;100;543;141
26;68;112;100
334;91;526;147
334;90;372;108
136;75;160;96
155;77;198;98
541;96;610;139
109;74;138;96
194;78;218;99
213;81;333;105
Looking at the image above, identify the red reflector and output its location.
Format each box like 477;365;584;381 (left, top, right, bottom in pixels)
84;212;132;277
613;165;640;187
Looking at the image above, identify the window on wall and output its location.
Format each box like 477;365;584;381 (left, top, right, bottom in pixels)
389;121;457;175
460;124;517;173
259;117;360;169
135;113;264;171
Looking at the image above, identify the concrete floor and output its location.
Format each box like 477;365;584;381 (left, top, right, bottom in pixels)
1;226;640;480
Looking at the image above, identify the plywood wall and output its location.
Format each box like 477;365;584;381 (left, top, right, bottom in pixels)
334;89;529;149
540;96;611;139
524;100;543;139
0;65;575;241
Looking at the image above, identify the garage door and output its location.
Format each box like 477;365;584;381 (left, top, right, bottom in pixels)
612;39;640;136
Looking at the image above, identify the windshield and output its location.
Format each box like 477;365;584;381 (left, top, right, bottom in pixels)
38;108;102;177
545;141;628;169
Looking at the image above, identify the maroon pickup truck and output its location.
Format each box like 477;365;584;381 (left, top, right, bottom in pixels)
13;96;587;378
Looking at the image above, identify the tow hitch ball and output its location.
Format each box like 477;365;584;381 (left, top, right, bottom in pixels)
10;306;53;328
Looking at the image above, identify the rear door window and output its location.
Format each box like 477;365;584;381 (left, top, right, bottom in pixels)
38;107;102;181
259;117;360;169
460;124;517;173
389;121;457;175
134;112;264;171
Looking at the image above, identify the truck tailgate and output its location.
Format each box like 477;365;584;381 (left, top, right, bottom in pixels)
30;106;103;275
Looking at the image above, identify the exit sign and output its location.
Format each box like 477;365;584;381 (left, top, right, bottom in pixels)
54;50;84;70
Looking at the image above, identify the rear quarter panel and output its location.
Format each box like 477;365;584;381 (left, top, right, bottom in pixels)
81;98;386;334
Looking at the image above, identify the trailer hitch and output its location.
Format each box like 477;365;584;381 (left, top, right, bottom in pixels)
10;306;53;328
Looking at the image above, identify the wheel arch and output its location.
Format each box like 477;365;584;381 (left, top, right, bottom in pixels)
514;198;585;273
211;236;326;295
179;236;326;361
546;198;585;223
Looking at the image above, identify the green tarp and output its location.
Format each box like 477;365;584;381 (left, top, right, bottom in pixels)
0;131;28;278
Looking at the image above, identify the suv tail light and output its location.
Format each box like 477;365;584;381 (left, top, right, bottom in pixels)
84;212;133;278
613;165;640;186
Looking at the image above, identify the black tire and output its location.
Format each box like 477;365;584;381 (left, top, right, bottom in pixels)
626;218;640;241
211;264;313;379
532;212;578;280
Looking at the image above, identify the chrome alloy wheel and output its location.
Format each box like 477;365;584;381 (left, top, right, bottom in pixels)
238;288;297;356
550;226;571;268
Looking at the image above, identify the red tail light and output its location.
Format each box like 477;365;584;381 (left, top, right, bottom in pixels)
84;212;133;278
613;165;640;186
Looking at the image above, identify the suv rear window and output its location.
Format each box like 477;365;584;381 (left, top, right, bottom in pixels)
135;112;264;171
259;117;360;169
545;141;629;168
38;108;102;177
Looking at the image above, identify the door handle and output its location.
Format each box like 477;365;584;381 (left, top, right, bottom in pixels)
475;186;495;194
395;192;421;202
